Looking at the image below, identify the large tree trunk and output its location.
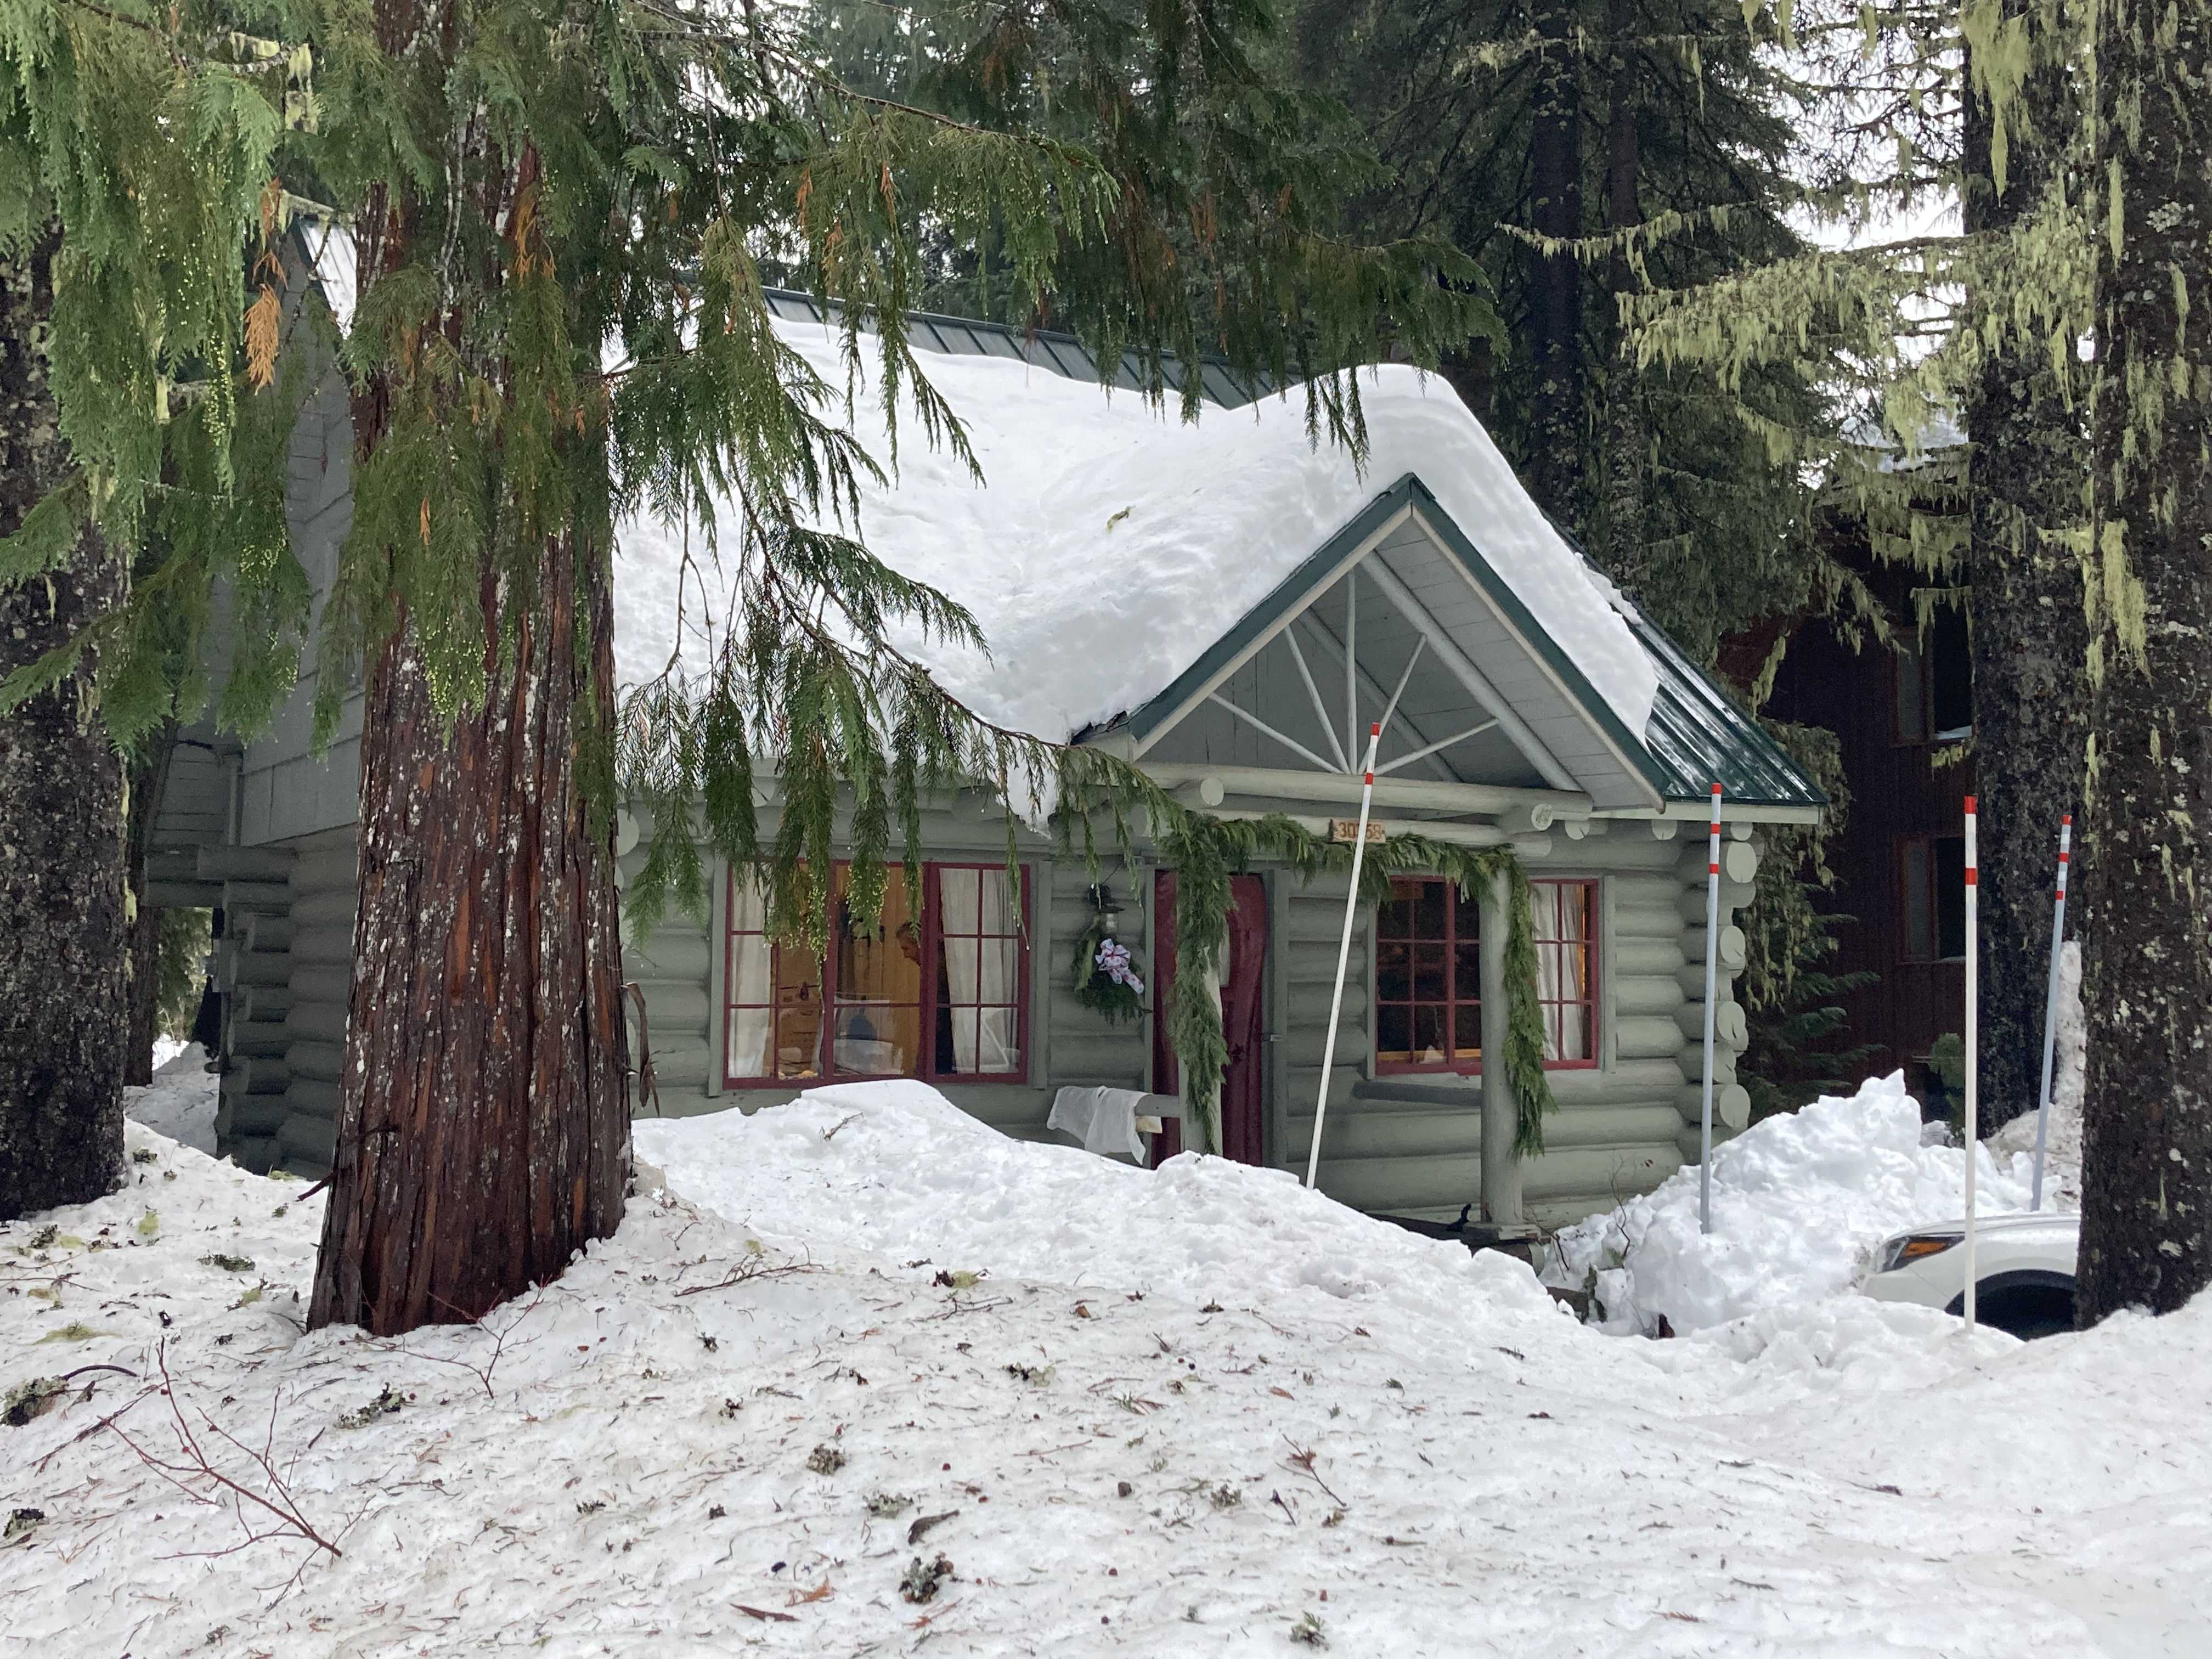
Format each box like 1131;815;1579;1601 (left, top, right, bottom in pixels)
2076;0;2212;1324
1601;0;1646;592
0;223;128;1218
1525;0;1584;528
306;77;631;1331
307;532;631;1334
1961;16;2084;1131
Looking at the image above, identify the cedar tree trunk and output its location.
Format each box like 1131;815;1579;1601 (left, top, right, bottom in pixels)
307;115;630;1331
1525;0;1584;528
0;222;128;1218
1961;18;2084;1130
2076;0;2212;1323
307;532;631;1334
1601;0;1646;592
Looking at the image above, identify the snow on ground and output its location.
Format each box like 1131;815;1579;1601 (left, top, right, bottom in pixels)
4;1085;2205;1658
122;1044;219;1156
1545;1073;2079;1338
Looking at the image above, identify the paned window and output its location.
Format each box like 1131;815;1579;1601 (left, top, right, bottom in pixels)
724;862;1028;1086
1532;879;1599;1066
1374;878;1481;1072
1899;837;1967;962
1894;612;1973;743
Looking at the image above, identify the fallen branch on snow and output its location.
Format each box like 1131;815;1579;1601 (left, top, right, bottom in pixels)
102;1341;342;1566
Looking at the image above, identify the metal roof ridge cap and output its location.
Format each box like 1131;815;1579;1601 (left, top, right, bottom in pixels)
1395;479;1669;808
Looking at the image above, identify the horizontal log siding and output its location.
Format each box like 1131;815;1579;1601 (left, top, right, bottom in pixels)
203;811;1758;1215
625;813;1151;1151
1283;830;1757;1224
266;828;355;1181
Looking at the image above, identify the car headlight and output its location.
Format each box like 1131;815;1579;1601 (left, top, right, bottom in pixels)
1878;1233;1962;1274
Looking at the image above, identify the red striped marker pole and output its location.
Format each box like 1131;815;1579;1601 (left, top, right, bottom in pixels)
1308;722;1384;1190
1699;783;1723;1235
2031;815;2072;1211
1963;796;1979;1332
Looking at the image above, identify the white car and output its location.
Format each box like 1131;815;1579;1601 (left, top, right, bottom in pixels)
1860;1211;2080;1338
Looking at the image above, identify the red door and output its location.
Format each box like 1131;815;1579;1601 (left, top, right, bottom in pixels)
1152;871;1269;1165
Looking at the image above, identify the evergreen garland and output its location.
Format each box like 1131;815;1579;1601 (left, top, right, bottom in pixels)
1154;810;1556;1160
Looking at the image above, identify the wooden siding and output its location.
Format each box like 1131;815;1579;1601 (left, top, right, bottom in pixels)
204;808;1752;1220
1762;608;1969;1085
1278;827;1756;1225
620;803;1150;1144
210;828;353;1179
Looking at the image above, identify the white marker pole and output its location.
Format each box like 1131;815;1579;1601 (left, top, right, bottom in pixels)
1307;721;1383;1190
2030;815;2072;1211
1699;783;1723;1236
1963;795;1979;1333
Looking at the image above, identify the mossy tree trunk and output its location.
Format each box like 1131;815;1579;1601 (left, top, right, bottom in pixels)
0;222;128;1218
2076;0;2212;1324
1961;15;2084;1130
1525;0;1584;529
1601;0;1646;593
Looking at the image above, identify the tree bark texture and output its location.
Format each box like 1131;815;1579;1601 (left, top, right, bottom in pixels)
1961;21;2085;1130
1601;0;1646;591
2076;0;2212;1323
307;530;631;1334
305;49;631;1331
0;223;128;1218
1525;0;1584;529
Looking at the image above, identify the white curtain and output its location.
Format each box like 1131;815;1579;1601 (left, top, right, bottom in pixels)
940;868;1019;1074
1536;883;1590;1062
725;880;774;1077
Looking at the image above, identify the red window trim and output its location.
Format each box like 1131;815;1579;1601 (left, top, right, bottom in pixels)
721;860;1031;1089
1373;876;1482;1076
1531;878;1600;1071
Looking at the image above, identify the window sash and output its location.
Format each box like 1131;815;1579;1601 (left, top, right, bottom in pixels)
723;861;1029;1087
1531;879;1598;1069
1374;877;1481;1073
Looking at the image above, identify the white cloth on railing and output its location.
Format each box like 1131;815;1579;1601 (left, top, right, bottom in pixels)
1048;1086;1150;1163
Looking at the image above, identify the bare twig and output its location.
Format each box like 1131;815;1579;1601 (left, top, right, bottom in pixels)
675;1252;815;1297
102;1341;341;1561
1280;1438;1346;1509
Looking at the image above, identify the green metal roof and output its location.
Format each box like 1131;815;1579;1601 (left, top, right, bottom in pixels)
760;289;1260;409
760;289;1821;814
1613;594;1829;809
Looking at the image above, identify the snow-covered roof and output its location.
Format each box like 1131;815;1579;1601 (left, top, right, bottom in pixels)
612;309;1662;747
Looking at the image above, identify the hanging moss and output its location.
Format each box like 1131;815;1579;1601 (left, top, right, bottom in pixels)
1153;811;1556;1160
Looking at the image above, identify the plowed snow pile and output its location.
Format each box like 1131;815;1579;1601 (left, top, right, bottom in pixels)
3;1076;2203;1659
1545;1071;2072;1335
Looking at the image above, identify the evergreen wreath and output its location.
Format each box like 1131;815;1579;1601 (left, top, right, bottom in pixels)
1071;907;1147;1024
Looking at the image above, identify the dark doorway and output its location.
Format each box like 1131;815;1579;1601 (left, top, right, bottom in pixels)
1152;871;1270;1166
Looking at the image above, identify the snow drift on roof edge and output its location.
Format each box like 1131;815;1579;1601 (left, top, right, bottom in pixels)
612;318;1661;745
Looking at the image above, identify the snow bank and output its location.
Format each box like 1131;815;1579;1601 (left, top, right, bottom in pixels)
1547;1071;2040;1335
8;1088;2211;1655
612;318;1660;741
636;1080;1557;1325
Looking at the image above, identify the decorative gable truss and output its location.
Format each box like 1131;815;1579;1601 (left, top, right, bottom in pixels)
1097;475;1670;826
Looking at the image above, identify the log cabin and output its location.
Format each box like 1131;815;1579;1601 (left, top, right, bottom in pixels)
148;288;1824;1229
